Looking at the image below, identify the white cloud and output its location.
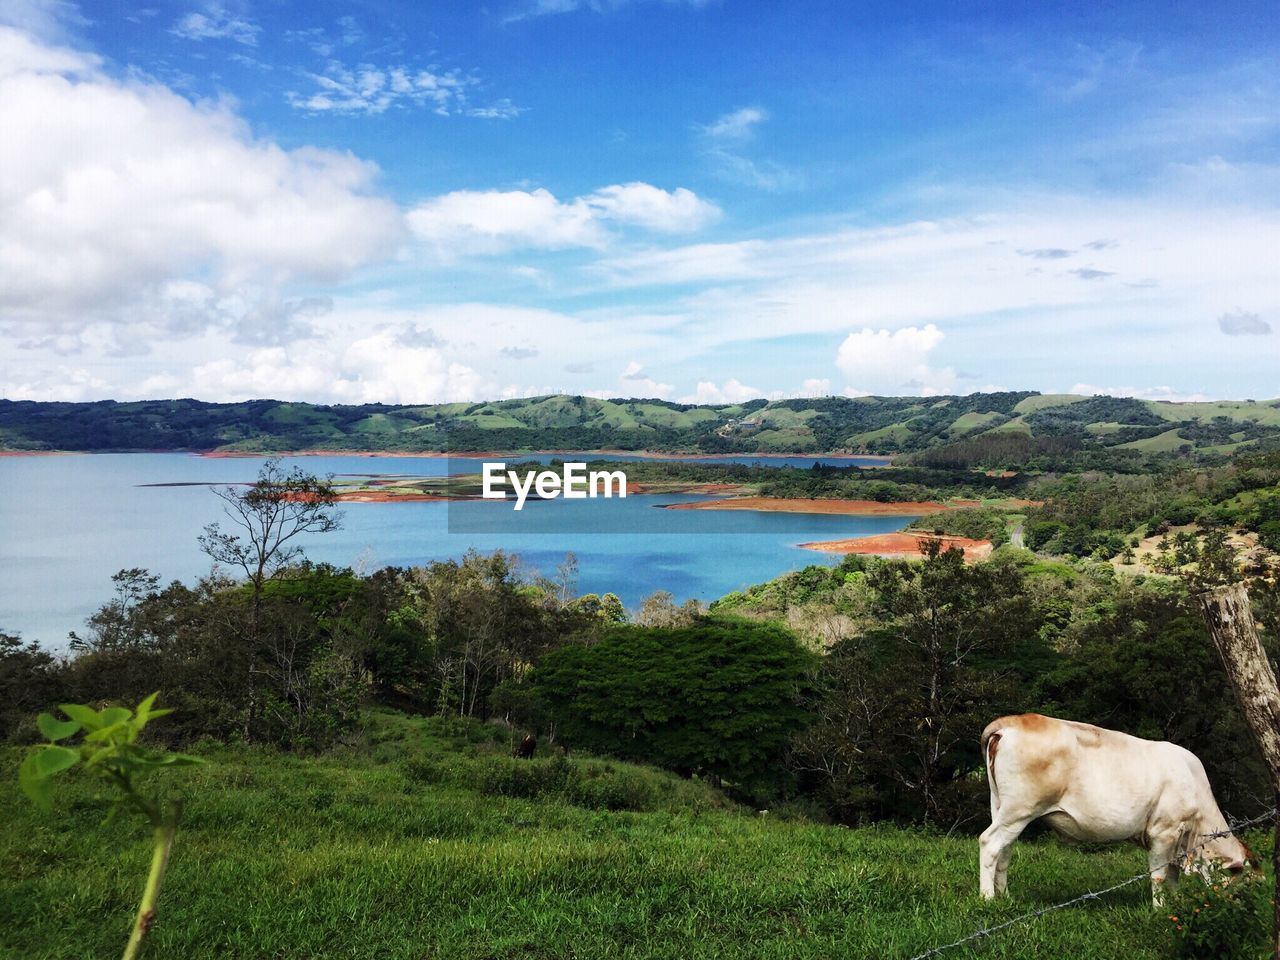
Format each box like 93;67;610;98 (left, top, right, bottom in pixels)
172;4;260;46
1069;383;1212;403
703;106;766;142
467;98;523;120
584;183;720;232
0;365;108;401
0;0;86;43
188;333;485;405
0;26;403;341
800;378;831;397
698;105;798;191
407;183;719;255
618;361;673;399
681;378;764;404
286;62;482;116
503;0;715;24
836;325;956;396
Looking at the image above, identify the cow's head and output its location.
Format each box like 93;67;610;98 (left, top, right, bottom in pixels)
1185;832;1258;880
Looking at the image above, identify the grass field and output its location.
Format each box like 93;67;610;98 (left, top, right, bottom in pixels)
0;710;1257;960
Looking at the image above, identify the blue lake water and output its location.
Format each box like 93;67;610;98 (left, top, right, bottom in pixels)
0;453;909;647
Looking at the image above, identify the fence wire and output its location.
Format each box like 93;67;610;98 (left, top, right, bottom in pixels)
904;807;1279;960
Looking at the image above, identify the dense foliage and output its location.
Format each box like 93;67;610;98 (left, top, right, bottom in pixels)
534;620;814;793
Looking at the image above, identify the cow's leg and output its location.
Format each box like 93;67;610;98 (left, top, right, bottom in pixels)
1147;832;1182;907
980;816;1032;899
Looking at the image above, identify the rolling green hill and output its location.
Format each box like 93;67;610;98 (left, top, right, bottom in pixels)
2;392;1279;459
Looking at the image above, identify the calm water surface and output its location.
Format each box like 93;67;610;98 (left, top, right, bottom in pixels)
0;453;909;646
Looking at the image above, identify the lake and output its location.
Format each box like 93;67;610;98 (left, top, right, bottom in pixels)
0;452;910;647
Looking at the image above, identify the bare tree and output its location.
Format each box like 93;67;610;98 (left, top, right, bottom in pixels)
198;458;342;739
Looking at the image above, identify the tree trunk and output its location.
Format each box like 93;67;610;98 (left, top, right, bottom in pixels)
1195;582;1280;960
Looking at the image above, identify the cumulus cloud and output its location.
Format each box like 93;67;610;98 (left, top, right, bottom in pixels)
0;25;403;343
0;365;107;401
407;183;719;254
1219;309;1271;336
800;378;831;397
1069;383;1212;403
172;4;260;46
188;333;485;405
618;361;673;398
682;378;764;404
836;325;956;396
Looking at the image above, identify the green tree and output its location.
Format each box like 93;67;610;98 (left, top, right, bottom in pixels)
794;542;1045;825
534;619;814;794
0;630;63;741
198;459;341;739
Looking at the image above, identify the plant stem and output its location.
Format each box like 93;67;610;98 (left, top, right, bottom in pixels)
122;821;175;960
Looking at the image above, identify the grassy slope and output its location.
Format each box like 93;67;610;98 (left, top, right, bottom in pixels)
6;393;1280;455
0;710;1207;960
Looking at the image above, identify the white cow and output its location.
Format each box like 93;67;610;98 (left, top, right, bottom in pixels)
979;713;1256;903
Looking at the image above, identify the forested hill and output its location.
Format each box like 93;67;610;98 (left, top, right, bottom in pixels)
2;392;1279;459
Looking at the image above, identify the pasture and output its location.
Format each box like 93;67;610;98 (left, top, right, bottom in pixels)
0;710;1255;959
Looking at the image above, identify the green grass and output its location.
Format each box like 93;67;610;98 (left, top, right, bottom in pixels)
1117;428;1189;453
0;709;1231;960
946;412;1004;437
1011;394;1089;415
1145;400;1280;426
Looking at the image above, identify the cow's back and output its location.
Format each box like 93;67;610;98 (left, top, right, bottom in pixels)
985;713;1216;843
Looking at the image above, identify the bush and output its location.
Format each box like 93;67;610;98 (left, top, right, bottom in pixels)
1164;867;1270;959
533;618;814;797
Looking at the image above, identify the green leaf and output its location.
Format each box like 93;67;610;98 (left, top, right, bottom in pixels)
19;753;50;810
134;692;160;727
59;704;103;730
37;713;80;742
32;746;79;778
19;746;79;809
98;706;132;727
84;721;129;744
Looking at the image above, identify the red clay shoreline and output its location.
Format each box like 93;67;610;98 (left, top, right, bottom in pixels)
800;532;994;561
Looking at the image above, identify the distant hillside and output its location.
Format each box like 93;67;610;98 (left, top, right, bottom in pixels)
2;393;1279;460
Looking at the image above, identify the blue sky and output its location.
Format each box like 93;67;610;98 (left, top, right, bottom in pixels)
0;0;1277;404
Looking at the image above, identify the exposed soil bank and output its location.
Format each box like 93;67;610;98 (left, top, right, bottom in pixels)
800;532;994;561
664;496;953;516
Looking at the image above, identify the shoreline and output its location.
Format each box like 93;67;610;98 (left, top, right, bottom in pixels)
663;496;964;516
800;531;994;561
2;447;894;463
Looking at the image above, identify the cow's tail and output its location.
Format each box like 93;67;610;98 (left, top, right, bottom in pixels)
981;719;1005;809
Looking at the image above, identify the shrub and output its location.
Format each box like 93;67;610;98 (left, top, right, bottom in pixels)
1164;867;1270;960
533;618;814;797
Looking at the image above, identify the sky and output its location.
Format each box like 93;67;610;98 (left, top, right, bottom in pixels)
0;0;1277;405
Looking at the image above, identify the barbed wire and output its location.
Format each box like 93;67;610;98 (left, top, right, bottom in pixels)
905;806;1279;960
